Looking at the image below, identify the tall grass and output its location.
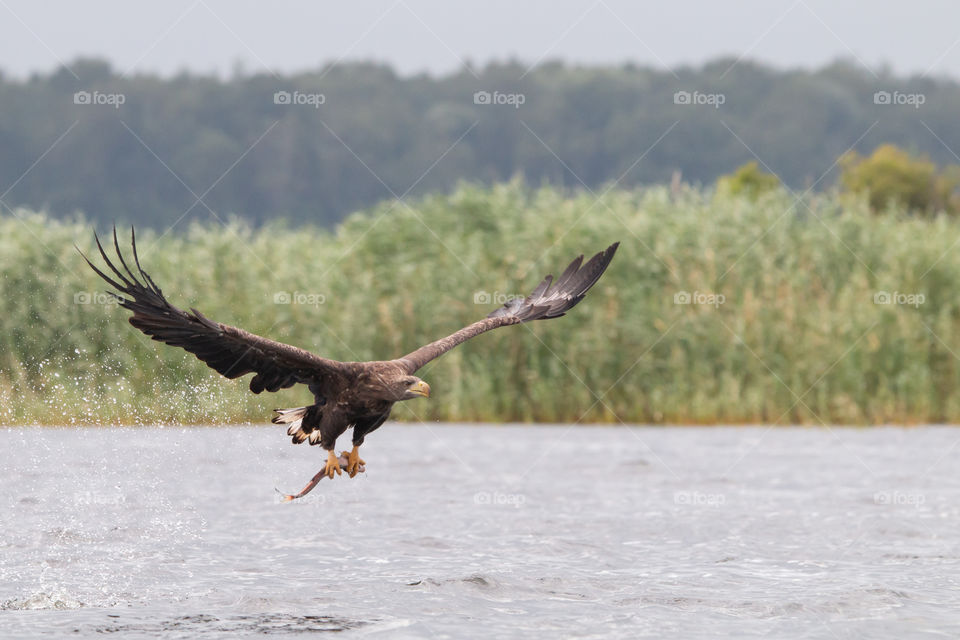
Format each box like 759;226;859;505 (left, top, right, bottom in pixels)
2;181;959;425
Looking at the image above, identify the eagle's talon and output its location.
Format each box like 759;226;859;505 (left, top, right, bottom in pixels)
323;450;342;478
342;446;365;478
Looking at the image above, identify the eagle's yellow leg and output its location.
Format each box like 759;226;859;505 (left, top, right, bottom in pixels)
341;445;365;478
323;449;342;478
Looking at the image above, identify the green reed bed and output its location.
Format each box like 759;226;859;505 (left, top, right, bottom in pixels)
1;181;959;425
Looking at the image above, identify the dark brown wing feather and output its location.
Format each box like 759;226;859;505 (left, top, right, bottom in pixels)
398;242;619;372
79;227;348;394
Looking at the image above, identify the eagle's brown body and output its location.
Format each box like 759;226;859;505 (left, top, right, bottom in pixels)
276;360;408;450
81;229;618;491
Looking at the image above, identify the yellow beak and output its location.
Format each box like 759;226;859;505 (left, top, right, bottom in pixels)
410;380;431;398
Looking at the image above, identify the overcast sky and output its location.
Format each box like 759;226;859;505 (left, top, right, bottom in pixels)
2;1;959;80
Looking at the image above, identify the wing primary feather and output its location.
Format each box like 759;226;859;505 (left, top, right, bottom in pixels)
398;243;619;372
110;226;142;289
93;230;136;290
130;226;164;297
552;255;583;292
527;274;553;301
76;243;127;293
80;226;348;396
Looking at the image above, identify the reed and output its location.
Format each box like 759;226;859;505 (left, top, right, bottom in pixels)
1;181;958;425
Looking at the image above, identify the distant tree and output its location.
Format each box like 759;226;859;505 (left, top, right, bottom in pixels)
716;161;781;198
839;144;960;215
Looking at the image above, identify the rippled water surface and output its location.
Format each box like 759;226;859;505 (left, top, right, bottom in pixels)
1;424;958;638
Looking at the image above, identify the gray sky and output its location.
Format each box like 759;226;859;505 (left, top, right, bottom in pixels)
1;1;959;79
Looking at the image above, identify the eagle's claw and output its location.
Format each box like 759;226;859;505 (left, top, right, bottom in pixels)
341;446;366;478
323;450;342;478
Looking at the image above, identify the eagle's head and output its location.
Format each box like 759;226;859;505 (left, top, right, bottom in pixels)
403;376;430;400
372;373;430;402
399;376;431;400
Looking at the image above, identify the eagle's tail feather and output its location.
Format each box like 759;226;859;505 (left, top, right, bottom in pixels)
273;405;324;446
272;406;307;425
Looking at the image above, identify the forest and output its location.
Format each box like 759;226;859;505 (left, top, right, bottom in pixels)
1;57;957;227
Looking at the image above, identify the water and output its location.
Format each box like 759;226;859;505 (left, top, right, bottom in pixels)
1;424;958;638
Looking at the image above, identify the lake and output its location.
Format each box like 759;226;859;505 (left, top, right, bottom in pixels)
1;424;958;638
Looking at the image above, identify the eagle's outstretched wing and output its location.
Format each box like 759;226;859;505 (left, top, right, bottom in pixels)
79;228;348;394
397;242;619;373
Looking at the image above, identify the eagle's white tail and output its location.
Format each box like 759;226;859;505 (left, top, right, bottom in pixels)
273;407;307;439
272;406;324;445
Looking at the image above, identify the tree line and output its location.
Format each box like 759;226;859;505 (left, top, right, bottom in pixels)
1;57;959;228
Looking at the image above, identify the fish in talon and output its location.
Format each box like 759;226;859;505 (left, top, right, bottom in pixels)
277;454;366;502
